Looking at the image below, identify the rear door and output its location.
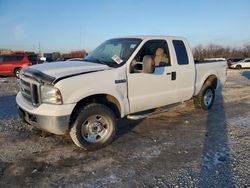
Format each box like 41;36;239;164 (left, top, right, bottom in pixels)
3;56;24;73
0;56;7;74
0;56;13;74
171;39;195;101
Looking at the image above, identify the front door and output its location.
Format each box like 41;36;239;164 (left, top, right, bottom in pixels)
127;39;178;113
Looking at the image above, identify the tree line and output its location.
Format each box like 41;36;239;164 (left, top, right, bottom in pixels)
193;44;250;60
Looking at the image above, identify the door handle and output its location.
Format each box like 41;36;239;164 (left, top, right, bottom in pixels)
166;71;176;80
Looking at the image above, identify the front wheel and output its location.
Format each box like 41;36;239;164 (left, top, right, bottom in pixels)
70;103;117;150
194;83;215;110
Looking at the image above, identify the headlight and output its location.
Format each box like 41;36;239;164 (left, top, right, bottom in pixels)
40;85;63;104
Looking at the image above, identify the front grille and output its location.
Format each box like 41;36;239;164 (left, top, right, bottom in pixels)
20;79;40;105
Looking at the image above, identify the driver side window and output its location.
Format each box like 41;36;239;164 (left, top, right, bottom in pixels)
130;40;171;73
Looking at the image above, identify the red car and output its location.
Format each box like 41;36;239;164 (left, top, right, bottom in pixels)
0;54;35;77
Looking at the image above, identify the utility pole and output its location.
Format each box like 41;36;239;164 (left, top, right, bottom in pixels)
80;25;82;50
38;42;41;57
32;44;35;52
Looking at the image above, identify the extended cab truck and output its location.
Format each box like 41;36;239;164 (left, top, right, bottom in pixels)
16;36;227;150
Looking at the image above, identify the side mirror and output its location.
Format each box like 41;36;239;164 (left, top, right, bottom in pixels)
142;55;155;74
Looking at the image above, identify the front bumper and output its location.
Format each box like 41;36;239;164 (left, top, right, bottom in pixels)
18;106;70;135
16;92;75;135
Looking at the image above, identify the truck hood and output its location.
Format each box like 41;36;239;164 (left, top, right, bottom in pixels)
20;61;111;85
31;61;110;78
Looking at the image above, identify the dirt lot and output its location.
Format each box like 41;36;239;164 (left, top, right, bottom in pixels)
0;70;249;188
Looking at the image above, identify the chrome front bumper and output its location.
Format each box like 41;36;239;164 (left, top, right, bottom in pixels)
18;106;70;135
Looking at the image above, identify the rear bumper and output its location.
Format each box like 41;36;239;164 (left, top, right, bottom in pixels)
18;106;70;135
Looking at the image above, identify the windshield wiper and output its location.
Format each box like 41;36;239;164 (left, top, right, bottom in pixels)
84;58;107;66
94;59;107;65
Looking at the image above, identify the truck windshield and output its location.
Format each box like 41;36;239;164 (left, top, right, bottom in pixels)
84;38;142;68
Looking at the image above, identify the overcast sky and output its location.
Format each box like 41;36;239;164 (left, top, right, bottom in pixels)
0;0;250;52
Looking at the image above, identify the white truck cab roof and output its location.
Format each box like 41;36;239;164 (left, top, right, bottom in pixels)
113;35;187;41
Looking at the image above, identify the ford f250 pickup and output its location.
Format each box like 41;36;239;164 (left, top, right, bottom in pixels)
16;36;227;150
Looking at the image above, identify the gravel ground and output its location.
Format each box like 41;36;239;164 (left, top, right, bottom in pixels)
0;70;249;187
0;77;19;97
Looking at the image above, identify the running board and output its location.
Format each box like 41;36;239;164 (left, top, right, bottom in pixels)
127;102;186;120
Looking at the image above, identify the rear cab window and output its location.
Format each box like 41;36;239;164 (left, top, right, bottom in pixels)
173;40;189;65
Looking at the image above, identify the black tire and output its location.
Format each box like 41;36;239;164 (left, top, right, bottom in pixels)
236;65;241;70
194;83;215;111
70;103;117;150
14;68;21;78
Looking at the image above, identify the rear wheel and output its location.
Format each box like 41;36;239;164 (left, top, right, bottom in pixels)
70;103;117;150
14;68;21;78
236;65;241;70
194;83;215;111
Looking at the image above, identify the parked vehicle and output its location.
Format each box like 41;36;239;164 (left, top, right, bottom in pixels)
16;36;227;150
27;54;41;65
0;54;32;77
227;57;244;68
55;57;72;61
43;53;53;62
229;58;250;69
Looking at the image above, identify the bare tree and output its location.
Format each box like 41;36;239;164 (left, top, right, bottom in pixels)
193;43;250;60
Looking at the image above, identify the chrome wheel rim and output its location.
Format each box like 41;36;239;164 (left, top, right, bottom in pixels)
204;89;213;107
81;115;109;143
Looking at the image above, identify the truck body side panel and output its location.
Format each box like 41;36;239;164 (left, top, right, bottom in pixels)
194;61;227;96
55;67;129;117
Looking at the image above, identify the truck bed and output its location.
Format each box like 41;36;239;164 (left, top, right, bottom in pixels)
194;61;227;96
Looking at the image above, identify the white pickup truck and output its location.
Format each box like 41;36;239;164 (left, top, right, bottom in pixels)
16;36;227;150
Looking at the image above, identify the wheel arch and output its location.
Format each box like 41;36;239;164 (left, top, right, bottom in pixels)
13;67;22;77
203;74;218;89
13;67;21;73
236;64;242;68
70;93;122;124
